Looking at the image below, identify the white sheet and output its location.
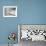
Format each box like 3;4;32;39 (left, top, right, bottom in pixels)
31;35;45;41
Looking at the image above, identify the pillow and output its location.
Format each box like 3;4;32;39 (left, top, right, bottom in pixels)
21;30;28;39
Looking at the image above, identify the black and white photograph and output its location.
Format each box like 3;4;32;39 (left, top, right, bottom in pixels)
3;6;17;17
18;25;46;46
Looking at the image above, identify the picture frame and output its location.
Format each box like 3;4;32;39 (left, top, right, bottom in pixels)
18;24;46;42
3;6;17;17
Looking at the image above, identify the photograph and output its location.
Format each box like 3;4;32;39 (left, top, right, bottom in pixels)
18;24;46;46
3;6;17;17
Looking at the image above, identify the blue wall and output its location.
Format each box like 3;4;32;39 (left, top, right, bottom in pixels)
0;0;46;44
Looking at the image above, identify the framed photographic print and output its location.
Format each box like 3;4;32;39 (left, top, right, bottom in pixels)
3;6;17;17
18;24;46;42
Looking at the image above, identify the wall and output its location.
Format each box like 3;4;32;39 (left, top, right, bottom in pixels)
0;0;18;44
0;0;46;44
